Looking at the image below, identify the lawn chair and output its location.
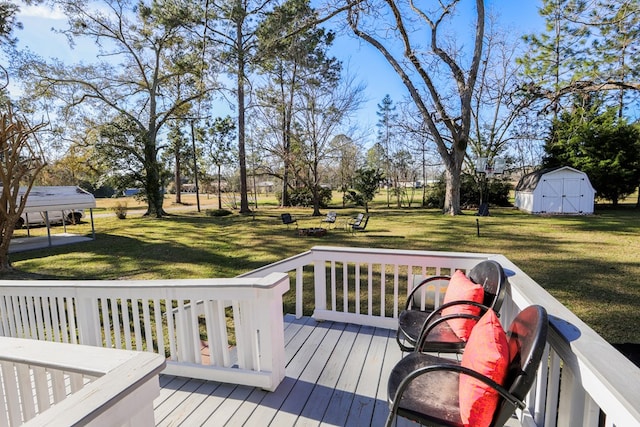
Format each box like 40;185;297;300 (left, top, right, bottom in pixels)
396;259;509;353
385;305;548;427
320;211;337;229
352;215;369;232
280;213;298;228
346;213;364;230
347;213;369;233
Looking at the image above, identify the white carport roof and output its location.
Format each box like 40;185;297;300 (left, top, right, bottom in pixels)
19;186;96;213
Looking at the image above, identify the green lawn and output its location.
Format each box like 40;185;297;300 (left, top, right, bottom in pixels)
5;193;640;344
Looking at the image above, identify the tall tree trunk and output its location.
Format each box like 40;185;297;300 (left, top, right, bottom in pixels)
443;147;465;215
281;107;291;207
175;151;182;204
280;65;296;208
144;130;164;218
312;158;321;216
281;160;290;207
218;164;223;210
237;15;251;214
347;0;484;216
0;106;46;271
0;222;15;271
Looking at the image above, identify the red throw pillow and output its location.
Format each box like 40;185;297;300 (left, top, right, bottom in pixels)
441;270;484;340
459;310;509;427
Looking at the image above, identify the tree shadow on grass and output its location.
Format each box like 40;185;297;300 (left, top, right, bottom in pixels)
7;231;270;280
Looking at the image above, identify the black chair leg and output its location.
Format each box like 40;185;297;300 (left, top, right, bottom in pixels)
395;330;416;352
384;410;397;427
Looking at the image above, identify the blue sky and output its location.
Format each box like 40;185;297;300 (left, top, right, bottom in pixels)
12;1;544;145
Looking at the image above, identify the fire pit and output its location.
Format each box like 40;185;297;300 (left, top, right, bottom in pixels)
298;227;327;237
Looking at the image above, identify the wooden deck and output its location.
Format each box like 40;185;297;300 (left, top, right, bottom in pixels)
153;314;418;426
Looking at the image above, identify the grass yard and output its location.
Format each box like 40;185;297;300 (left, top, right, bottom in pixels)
5;193;640;344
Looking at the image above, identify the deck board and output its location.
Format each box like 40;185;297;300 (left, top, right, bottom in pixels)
154;316;417;426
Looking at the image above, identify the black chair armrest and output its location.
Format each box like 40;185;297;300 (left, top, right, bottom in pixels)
415;311;483;351
415;300;492;349
420;299;491;328
405;275;451;310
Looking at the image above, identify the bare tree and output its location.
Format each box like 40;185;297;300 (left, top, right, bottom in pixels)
255;0;341;208
347;0;485;215
0;104;45;271
469;20;529;172
395;100;442;207
295;75;364;215
331;134;361;207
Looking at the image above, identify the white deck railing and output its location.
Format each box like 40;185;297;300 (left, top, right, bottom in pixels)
0;336;164;426
0;273;290;393
1;246;639;427
242;246;640;427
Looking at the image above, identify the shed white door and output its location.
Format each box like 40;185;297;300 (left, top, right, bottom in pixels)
541;179;563;213
562;178;582;213
541;177;584;213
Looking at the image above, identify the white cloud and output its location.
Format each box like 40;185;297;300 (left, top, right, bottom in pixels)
17;4;66;21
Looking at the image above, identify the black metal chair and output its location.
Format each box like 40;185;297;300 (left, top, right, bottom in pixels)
349;214;369;233
320;211;337;229
385;305;549;427
396;260;509;352
280;213;297;228
346;212;364;231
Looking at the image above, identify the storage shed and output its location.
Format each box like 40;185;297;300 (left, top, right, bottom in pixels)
514;166;596;214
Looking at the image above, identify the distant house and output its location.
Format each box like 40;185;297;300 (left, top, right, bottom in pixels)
256;181;275;194
514;166;596;214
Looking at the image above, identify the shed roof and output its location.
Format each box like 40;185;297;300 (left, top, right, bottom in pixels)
515;166;587;192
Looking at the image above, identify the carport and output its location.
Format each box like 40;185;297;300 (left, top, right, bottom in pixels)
12;186;97;251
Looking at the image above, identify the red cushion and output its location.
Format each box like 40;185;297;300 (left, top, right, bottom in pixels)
459;310;509;427
441;270;484;340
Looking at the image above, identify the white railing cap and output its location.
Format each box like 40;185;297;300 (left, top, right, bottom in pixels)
0;272;290;291
0;336;163;376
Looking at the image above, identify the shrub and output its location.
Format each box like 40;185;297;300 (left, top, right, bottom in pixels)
424;180;446;208
424;174;512;209
343;189;366;207
112;201;127;219
276;187;332;208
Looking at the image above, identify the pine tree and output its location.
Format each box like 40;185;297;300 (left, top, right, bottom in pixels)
519;0;591;117
543;99;640;205
376;95;397;208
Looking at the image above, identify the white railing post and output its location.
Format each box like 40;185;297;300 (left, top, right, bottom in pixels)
234;299;255;371
295;266;304;319
314;258;327;315
557;364;586;426
252;277;288;391
76;297;101;347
